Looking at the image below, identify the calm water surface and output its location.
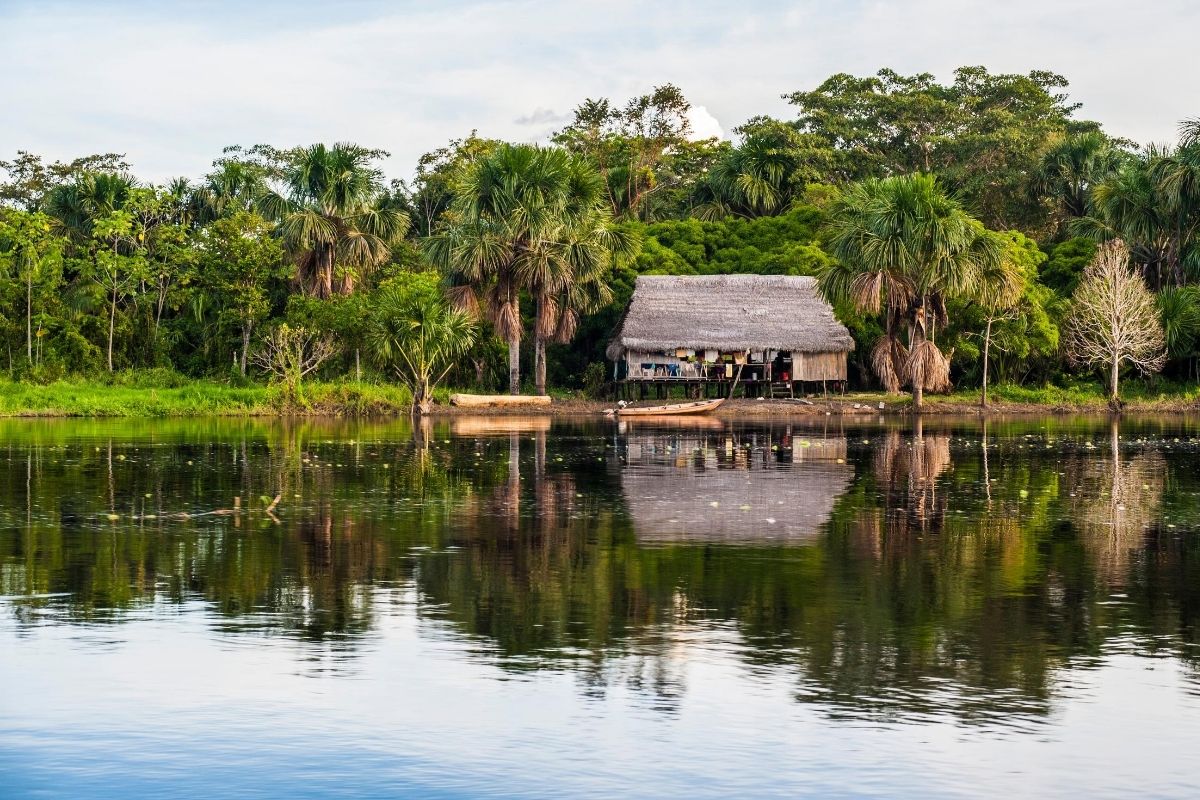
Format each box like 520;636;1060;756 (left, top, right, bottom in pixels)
2;414;1200;798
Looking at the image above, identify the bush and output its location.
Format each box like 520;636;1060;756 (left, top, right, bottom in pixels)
582;362;608;399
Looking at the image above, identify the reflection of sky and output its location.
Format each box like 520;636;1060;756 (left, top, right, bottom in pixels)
3;592;1200;798
5;416;1200;797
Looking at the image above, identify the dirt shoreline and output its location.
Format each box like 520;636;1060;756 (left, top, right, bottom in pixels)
428;396;1200;417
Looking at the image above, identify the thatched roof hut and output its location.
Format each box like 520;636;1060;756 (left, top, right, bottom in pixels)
607;275;853;360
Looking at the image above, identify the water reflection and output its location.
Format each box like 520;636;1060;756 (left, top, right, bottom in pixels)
2;415;1200;727
619;422;852;542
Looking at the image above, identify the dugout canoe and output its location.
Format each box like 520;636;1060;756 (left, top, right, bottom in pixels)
616;398;725;417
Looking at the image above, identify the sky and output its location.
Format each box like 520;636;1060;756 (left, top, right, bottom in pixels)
1;0;1197;184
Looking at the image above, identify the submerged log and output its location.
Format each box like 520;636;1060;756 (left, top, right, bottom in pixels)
450;394;553;407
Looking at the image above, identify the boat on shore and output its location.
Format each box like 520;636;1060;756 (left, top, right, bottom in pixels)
615;398;725;417
450;393;552;407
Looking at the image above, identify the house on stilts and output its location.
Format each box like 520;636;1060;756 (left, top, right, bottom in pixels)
606;274;854;399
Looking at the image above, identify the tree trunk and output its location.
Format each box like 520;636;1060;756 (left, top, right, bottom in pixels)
415;379;433;415
108;286;117;372
534;337;547;396
1110;354;1120;405
355;348;361;382
980;317;992;408
910;326;925;411
319;246;333;299
26;273;32;366
240;320;251;376
508;298;521;395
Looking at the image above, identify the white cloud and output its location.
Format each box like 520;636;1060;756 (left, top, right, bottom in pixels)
688;106;724;141
1;0;1196;183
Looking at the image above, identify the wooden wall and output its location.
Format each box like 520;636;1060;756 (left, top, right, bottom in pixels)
791;351;848;381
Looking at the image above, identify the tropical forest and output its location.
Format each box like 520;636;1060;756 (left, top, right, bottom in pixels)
2;66;1198;413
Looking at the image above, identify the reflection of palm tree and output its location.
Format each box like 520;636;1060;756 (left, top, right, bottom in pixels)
874;419;952;535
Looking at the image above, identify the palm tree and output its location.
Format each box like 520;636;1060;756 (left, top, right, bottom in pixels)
426;144;629;395
693;120;813;220
1073;124;1200;289
1156;285;1200;379
818;174;1003;409
368;286;477;414
189;161;265;224
1032;131;1125;227
44;172;135;243
257;143;409;298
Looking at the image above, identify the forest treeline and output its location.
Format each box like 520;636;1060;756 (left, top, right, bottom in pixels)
2;66;1198;405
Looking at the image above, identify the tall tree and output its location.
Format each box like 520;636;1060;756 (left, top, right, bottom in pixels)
1064;240;1166;405
426;144;629;395
693;117;831;220
972;232;1034;407
786;67;1093;230
553;84;702;220
257;143;409;298
198;211;287;374
0;209;63;366
1032;131;1128;233
44;172;145;371
817;173;1003;408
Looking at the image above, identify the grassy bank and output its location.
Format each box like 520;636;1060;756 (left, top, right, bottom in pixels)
1;375;1198;418
0;377;415;417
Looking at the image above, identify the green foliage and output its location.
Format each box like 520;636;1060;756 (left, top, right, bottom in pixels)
0;151;130;211
0;69;1197;402
631;206;830;277
787;66;1098;232
257;142;410;298
1072;128;1200;288
427;143;630;394
1040;238;1096;296
367;273;477;412
197;211;287;372
553;84;712;221
692;117;831;219
1156;286;1200;366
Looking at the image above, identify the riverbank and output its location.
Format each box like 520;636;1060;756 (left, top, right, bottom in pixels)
1;377;1199;418
0;379;414;417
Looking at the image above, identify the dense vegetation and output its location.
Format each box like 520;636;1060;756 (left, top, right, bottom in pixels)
2;66;1198;410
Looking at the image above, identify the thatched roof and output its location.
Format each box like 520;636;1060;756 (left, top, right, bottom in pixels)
607;275;854;360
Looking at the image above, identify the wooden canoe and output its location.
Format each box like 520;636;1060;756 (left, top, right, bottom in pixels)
450;393;552;407
617;398;725;417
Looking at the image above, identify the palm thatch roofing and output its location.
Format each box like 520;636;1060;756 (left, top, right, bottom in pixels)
606;275;854;360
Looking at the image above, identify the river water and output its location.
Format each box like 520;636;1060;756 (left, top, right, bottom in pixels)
2;414;1199;798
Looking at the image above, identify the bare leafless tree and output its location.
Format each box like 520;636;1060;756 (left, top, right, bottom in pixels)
1064;240;1166;406
251;323;338;405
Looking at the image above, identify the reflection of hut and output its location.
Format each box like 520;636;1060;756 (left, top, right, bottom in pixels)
620;432;853;543
606;275;854;399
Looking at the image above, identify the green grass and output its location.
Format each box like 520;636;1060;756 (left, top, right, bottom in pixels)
1;373;1198;418
0;376;416;417
838;380;1200;410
